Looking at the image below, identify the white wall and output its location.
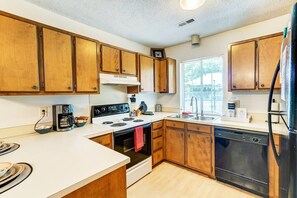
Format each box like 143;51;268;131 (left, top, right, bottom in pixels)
0;0;157;131
160;14;290;114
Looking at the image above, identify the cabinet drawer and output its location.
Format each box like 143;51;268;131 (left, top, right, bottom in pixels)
153;149;164;166
166;121;185;129
152;128;163;138
91;133;112;148
152;121;163;130
187;124;211;134
153;136;163;151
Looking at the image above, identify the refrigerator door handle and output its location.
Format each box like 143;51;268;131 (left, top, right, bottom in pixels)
268;60;281;166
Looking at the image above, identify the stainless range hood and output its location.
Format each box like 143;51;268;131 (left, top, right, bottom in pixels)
100;73;140;85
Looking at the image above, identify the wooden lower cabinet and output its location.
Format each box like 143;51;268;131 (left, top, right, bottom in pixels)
90;133;113;149
186;132;212;175
64;166;126;198
165;127;185;165
269;134;280;198
152;121;164;166
164;121;214;178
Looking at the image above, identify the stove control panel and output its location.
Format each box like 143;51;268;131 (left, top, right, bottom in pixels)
91;103;130;118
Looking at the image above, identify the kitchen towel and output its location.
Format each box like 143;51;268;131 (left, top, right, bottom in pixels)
134;126;144;152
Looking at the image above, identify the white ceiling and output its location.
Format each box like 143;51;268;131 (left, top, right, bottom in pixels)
24;0;294;48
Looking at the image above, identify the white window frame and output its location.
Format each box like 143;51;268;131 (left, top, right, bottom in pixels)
180;55;224;116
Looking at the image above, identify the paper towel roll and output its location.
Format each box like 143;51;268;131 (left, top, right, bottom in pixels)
272;103;280;123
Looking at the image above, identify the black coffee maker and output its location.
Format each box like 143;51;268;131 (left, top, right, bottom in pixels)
52;104;75;132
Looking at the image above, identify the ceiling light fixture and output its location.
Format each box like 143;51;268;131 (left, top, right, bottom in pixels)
180;0;206;10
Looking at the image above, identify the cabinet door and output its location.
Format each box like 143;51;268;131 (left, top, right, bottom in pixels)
101;45;120;73
159;59;167;93
187;132;212;174
139;55;154;92
259;35;282;89
167;58;176;94
154;59;161;93
0;15;39;92
230;41;256;90
121;50;136;75
75;37;98;93
43;28;73;92
165;128;184;165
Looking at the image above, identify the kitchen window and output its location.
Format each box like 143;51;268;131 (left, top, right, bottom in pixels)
181;56;223;115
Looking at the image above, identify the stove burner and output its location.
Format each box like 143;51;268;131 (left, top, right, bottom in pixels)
0;143;20;156
102;121;113;125
133;119;144;123
122;117;135;121
111;123;127;127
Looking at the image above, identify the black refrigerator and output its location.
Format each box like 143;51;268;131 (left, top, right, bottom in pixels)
268;3;297;198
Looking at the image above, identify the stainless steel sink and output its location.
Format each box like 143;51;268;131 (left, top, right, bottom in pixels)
168;114;216;121
168;114;194;119
190;116;216;121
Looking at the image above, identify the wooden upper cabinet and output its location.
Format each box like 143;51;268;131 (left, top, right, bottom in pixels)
101;45;120;73
159;59;167;93
156;58;176;94
167;58;176;94
186;132;212;174
258;35;282;89
165;128;185;165
75;37;99;93
0;15;39;92
121;50;137;75
139;55;154;92
43;28;73;92
154;59;161;93
230;41;256;90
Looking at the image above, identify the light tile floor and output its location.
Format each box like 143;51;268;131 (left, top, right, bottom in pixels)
128;162;260;198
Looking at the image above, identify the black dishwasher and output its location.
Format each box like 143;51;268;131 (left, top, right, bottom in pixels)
215;127;269;197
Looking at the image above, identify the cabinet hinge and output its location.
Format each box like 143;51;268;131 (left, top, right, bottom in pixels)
73;39;76;45
39;31;43;38
255;81;258;87
42;82;45;88
255;42;258;48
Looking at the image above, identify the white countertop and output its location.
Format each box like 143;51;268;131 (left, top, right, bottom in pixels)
165;115;288;136
0;111;287;197
0;112;175;198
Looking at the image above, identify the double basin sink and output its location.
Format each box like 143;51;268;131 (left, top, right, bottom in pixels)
168;114;217;121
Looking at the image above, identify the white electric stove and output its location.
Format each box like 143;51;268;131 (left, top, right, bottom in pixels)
91;103;152;187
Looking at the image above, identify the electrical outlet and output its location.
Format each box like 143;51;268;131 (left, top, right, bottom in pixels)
40;107;49;117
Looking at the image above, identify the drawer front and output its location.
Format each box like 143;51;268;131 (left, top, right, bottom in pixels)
187;123;211;134
153;149;164;165
153;136;163;151
91;133;112;147
152;128;163;138
166;121;185;129
152;121;163;130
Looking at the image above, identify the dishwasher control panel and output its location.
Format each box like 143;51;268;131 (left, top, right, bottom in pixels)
215;127;268;146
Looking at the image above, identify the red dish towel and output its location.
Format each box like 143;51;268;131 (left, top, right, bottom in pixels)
134;126;144;152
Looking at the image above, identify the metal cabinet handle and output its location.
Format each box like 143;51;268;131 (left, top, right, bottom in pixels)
32;85;38;89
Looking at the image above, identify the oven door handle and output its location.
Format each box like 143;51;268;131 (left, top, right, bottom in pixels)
113;123;151;137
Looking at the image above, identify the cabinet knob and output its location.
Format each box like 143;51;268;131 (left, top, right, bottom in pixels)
141;88;144;91
93;87;97;90
188;134;190;138
232;85;236;89
261;84;265;88
32;85;38;89
123;69;126;72
196;127;200;131
116;68;119;71
181;133;183;137
67;86;72;90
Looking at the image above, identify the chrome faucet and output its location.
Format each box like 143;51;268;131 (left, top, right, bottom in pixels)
190;96;199;119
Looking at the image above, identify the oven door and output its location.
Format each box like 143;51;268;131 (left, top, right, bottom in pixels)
113;123;151;169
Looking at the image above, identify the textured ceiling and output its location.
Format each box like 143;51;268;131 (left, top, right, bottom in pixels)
24;0;294;48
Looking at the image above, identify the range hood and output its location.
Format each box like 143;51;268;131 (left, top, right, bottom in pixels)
100;73;140;85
